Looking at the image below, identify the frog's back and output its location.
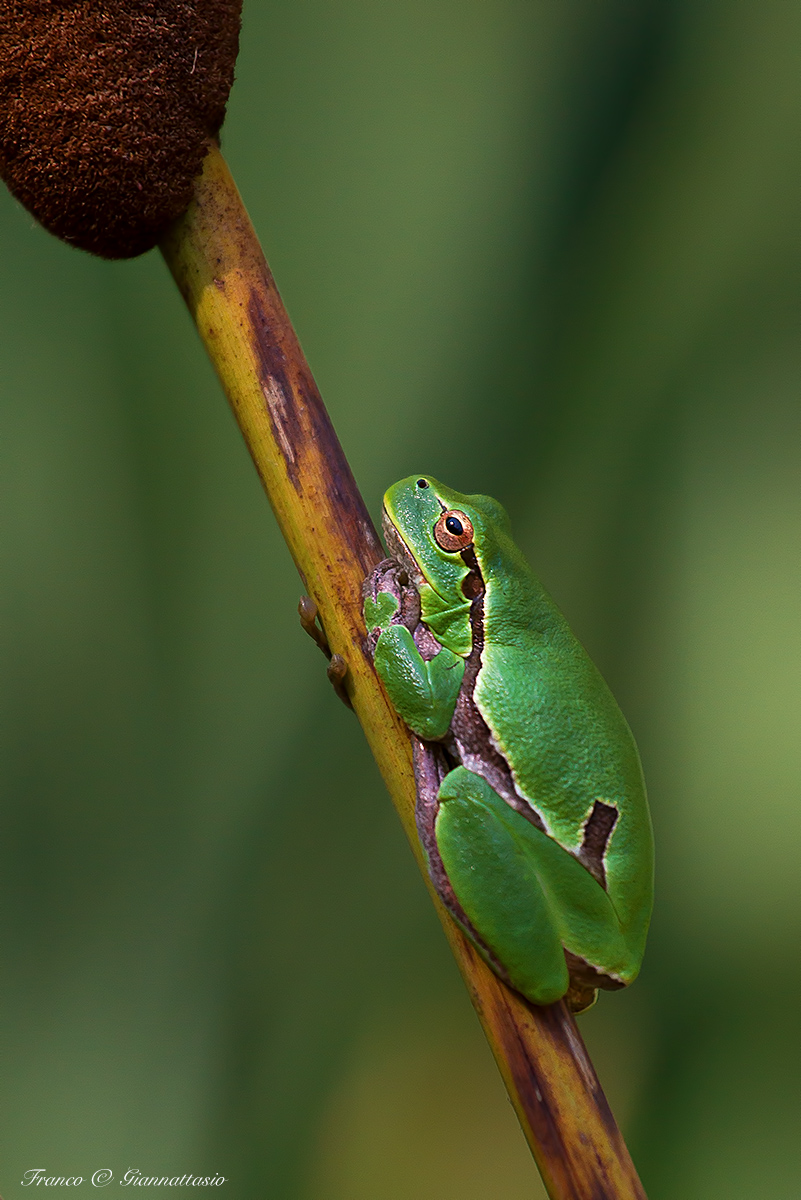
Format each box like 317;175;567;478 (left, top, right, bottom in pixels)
475;532;653;957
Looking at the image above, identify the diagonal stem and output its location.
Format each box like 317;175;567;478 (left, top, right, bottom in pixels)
160;140;648;1200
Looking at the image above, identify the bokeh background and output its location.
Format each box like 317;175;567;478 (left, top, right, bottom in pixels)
1;0;799;1196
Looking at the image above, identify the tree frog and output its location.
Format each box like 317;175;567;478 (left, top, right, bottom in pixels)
363;476;653;1011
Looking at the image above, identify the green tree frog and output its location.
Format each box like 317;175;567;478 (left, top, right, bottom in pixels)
363;476;653;1011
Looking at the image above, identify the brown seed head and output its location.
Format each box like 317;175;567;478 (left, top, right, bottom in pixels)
0;0;242;258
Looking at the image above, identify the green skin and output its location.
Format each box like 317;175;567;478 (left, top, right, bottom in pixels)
364;476;654;1007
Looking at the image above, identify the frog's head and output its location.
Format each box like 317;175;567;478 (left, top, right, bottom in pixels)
382;475;511;656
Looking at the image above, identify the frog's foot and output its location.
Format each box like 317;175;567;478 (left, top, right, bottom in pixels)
362;558;421;654
565;982;598;1014
299;597;352;709
362;557;408;599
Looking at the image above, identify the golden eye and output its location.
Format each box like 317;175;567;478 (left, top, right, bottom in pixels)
433;509;474;552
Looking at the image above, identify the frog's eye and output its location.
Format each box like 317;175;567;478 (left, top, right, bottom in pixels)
434;509;474;552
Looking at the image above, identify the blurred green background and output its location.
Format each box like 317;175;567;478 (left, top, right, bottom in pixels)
1;0;799;1196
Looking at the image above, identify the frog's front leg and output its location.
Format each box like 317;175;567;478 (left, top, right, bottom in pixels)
363;559;465;740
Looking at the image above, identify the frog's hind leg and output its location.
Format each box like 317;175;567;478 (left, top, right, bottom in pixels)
412;738;481;939
433;765;570;1006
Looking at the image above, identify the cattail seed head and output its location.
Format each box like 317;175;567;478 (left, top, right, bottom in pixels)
0;0;242;258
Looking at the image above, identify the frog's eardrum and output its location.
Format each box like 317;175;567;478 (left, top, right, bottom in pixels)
0;0;242;258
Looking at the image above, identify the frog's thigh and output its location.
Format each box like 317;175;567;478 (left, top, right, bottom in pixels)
434;767;569;1006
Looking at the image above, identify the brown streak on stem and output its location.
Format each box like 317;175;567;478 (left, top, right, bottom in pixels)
159;141;648;1200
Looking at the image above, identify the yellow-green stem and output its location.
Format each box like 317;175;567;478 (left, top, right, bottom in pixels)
160;141;648;1200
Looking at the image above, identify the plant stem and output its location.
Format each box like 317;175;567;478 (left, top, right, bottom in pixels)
160;140;648;1200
